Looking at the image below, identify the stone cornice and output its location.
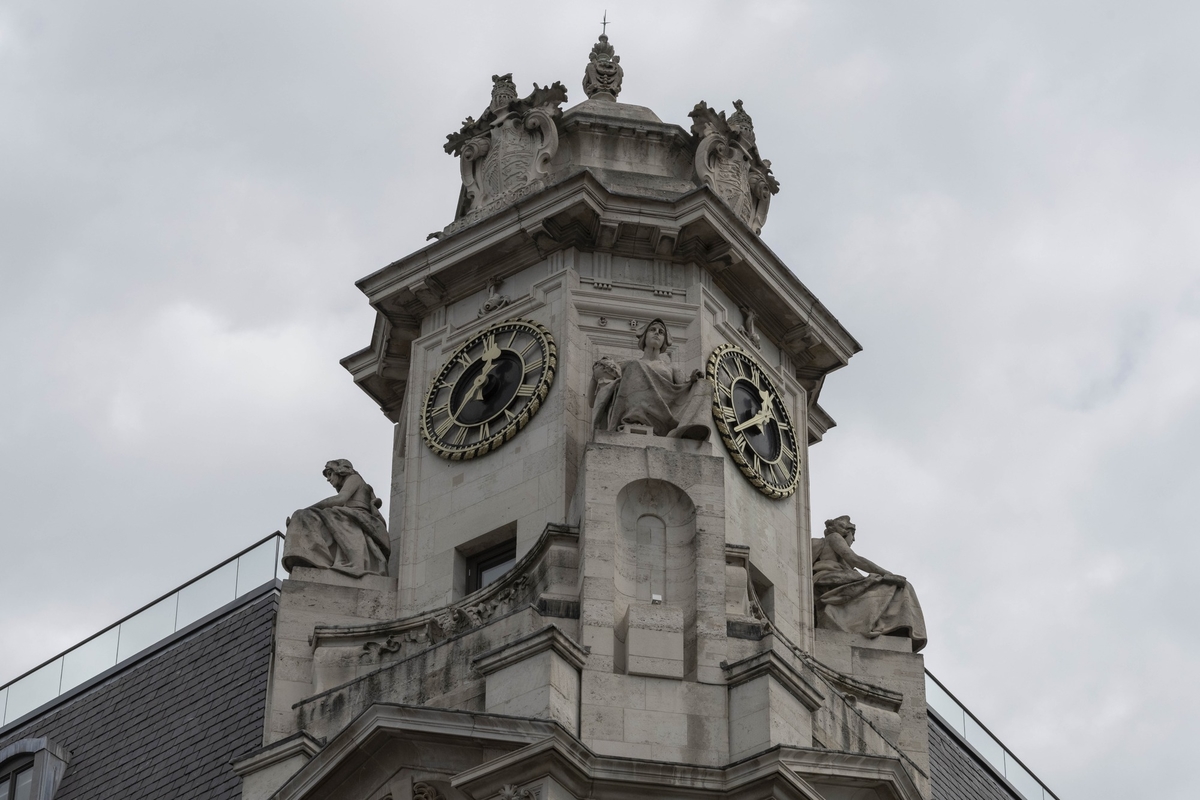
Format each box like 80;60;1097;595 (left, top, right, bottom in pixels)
230;731;323;777
472;625;590;675
721;650;826;712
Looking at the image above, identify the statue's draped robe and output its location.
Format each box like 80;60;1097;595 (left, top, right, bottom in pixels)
811;536;927;652
591;357;712;440
283;503;390;578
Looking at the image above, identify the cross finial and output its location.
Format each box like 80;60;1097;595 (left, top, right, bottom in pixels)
601;10;610;36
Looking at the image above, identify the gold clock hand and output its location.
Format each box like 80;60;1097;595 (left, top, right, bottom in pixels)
473;341;503;401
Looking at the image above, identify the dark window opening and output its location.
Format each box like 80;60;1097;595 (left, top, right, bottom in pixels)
466;539;517;593
0;755;34;800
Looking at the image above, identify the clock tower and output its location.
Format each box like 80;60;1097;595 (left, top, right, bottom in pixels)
243;33;933;800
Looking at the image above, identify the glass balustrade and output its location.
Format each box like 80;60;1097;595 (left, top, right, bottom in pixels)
925;671;1058;800
1;533;283;728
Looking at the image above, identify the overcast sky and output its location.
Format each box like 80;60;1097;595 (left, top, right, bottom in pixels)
2;2;1197;796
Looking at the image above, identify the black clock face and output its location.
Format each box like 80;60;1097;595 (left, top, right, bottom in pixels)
420;318;556;460
707;344;800;499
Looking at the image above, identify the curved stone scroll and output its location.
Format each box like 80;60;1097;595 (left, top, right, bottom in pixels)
443;75;568;234
689;100;780;234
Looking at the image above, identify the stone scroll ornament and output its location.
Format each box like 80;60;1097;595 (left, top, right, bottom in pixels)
442;74;568;234
688;100;780;234
582;33;623;99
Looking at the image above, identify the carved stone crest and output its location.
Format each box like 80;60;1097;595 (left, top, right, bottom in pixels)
443;75;568;234
582;34;623;99
688;100;780;234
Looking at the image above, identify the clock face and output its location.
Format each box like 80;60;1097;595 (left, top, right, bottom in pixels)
420;318;556;460
707;344;801;499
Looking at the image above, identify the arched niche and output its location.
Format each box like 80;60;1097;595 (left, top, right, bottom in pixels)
613;479;697;677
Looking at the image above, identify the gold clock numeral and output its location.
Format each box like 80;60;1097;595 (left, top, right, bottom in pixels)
523;357;543;374
456;351;474;369
507;329;520;347
452;426;469;446
781;440;795;463
434;415;455;438
716;380;733;400
504;408;517;421
518;338;538;356
516;384;536;397
721;406;738;425
478;421;490;439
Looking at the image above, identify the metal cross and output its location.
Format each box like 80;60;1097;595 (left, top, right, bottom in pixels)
601;11;610;36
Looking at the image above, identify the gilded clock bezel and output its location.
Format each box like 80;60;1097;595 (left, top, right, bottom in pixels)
420;318;556;461
707;343;801;499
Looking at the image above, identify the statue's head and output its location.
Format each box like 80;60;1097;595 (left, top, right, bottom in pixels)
490;73;518;112
323;459;356;480
637;318;671;351
824;515;856;544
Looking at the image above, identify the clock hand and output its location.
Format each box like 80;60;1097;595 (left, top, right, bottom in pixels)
473;341;503;401
733;389;778;433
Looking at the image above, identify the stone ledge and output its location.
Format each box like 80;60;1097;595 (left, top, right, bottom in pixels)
232;731;324;776
473;625;591;675
722;650;825;712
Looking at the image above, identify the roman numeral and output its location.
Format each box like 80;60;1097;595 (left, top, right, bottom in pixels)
504;409;517;421
478;421;490;439
781;440;795;463
456;351;474;368
434;415;455;438
524;357;543;374
453;426;469;445
507;330;520;347
721;406;738;425
516;384;536;397
519;338;538;356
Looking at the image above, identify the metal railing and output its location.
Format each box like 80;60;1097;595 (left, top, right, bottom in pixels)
926;670;1059;800
0;533;283;728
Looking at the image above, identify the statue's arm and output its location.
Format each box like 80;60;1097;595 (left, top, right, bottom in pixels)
308;473;364;510
824;532;892;576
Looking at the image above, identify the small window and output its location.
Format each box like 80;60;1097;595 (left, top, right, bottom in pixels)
0;755;34;800
466;539;517;593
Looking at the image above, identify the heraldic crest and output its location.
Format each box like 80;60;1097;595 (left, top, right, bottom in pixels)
443;74;568;234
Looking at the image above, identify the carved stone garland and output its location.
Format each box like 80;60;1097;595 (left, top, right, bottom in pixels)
688;100;780;234
360;573;533;662
443;75;568;235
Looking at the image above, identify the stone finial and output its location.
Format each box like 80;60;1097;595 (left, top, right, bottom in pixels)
583;34;623;100
689;100;780;234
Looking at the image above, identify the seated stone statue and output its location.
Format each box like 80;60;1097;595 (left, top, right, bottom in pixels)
812;515;926;651
282;459;390;578
588;318;712;440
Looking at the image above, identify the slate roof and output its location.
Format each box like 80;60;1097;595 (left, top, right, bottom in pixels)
0;591;276;800
929;712;1023;800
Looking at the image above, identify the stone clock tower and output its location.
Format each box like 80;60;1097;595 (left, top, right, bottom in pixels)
238;34;932;800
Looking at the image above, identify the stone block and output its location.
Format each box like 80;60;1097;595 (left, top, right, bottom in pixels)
624;603;684;679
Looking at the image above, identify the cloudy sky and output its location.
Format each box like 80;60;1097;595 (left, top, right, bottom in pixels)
2;1;1197;796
